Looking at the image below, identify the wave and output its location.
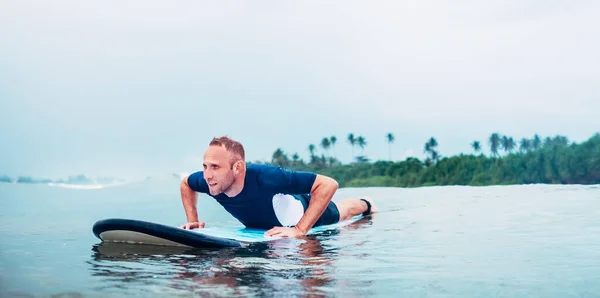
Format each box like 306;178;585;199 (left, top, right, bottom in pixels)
47;183;109;189
46;179;139;189
2;172;186;189
45;173;185;190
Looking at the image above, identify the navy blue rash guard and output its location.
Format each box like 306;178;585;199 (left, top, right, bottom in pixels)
187;164;338;229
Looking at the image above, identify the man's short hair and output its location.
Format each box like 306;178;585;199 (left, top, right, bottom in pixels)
209;136;245;161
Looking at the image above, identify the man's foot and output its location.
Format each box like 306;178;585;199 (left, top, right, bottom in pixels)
336;196;380;221
360;196;379;214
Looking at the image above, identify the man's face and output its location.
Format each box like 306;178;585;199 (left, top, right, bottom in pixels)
203;145;236;196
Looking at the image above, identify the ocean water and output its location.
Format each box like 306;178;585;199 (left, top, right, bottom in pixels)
1;179;599;297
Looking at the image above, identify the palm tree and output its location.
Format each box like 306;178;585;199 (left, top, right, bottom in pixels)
519;138;531;152
532;134;542;150
386;133;395;160
489;133;501;157
327;157;339;167
431;150;440;162
320;137;331;156
553;135;569;147
471;141;481;154
355;155;370;163
271;148;289;167
505;137;516;154
308;144;316;160
424;137;438;152
544;136;553;148
424;137;439;163
347;133;356;158
424;157;433;167
329;136;337;157
356;136;367;154
500;135;510;154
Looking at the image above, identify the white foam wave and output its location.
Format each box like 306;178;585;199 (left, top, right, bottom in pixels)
14;172;186;189
47;183;107;189
46;179;139;190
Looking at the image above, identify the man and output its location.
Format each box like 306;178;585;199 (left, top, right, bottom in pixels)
180;136;377;238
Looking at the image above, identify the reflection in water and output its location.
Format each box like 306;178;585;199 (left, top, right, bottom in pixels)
88;218;373;297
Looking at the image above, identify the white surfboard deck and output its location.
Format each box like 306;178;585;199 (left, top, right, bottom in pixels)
195;215;365;243
93;215;367;248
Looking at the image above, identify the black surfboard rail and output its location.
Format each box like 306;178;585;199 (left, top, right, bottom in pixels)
92;218;242;248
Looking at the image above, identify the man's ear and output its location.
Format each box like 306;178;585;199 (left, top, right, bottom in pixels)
233;160;243;172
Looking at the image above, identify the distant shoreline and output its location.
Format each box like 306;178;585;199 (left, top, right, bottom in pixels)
3;132;598;188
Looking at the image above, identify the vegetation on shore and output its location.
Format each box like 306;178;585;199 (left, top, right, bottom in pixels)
261;132;600;187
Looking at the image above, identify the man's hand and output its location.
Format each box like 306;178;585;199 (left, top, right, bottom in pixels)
180;221;206;230
265;226;306;238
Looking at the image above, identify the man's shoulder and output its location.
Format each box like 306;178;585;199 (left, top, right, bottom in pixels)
244;164;317;194
247;163;316;183
247;163;280;173
247;163;307;174
246;163;277;180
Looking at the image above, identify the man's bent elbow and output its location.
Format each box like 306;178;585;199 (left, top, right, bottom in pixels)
328;176;339;191
180;175;191;191
315;174;339;192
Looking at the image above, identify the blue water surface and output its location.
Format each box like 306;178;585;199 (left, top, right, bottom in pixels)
1;179;599;297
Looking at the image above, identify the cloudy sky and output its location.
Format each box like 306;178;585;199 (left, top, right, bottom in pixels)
1;0;599;179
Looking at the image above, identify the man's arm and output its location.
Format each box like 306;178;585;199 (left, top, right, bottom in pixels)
180;175;205;229
265;173;338;237
294;174;339;234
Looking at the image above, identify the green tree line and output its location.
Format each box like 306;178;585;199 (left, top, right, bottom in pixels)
261;132;600;187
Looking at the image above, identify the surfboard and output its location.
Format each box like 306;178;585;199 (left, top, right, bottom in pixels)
92;216;366;248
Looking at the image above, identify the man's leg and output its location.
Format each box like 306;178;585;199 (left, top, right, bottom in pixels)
335;196;378;221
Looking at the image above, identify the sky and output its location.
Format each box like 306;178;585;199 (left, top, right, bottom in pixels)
1;0;599;179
